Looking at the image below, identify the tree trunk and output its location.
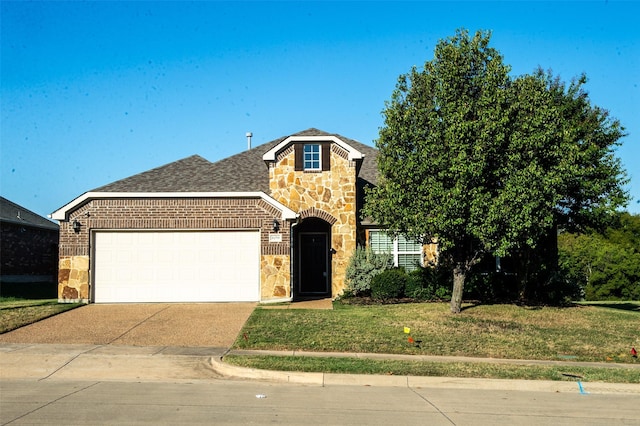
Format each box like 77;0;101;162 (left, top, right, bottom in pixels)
450;263;466;314
517;248;532;303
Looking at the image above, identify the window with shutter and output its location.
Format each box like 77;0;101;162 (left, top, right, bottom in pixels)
294;143;331;171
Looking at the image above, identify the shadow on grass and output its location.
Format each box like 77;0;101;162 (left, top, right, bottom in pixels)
0;281;57;300
578;302;640;312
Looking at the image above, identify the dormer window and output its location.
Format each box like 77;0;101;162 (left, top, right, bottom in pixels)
303;144;321;170
287;141;334;172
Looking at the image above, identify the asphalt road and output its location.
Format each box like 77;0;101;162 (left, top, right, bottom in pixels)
2;378;639;425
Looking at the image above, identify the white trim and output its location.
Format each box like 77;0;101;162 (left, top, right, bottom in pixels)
262;135;365;162
50;191;298;221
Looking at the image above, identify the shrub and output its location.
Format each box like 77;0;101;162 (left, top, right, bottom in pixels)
370;268;407;300
345;247;394;296
465;271;517;303
406;265;452;301
536;272;583;305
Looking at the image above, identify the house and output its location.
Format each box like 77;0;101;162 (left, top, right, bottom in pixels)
1;197;59;298
51;128;437;303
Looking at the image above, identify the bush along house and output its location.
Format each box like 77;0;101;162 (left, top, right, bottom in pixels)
51;128;437;303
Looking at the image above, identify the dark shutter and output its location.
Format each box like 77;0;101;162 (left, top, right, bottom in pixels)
322;143;330;171
294;143;303;171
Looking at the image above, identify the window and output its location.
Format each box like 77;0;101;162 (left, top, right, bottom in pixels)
294;143;330;171
303;144;321;170
369;230;422;272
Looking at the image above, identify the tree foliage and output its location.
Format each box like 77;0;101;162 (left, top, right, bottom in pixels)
559;213;640;300
364;29;628;313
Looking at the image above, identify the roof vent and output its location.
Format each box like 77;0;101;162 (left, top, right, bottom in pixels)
246;132;253;150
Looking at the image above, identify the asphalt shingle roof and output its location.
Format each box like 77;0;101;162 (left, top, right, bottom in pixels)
92;128;379;193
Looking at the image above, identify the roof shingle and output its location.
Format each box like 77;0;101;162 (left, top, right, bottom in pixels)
92;128;378;193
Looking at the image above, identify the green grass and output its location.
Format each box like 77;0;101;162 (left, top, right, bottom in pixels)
230;301;640;382
0;298;82;334
234;301;640;363
224;355;640;383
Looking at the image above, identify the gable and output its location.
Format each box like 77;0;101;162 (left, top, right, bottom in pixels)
262;133;365;166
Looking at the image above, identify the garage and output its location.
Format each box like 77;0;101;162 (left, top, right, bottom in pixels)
92;231;260;303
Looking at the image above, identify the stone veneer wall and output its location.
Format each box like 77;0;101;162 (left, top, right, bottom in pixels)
58;255;89;301
268;144;358;297
423;243;439;266
57;197;290;303
261;255;290;298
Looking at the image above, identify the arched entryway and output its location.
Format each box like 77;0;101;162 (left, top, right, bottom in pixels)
294;217;332;299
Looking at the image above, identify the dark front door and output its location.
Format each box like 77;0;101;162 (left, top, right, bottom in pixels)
298;232;329;296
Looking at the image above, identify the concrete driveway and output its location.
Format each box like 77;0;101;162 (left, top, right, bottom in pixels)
0;303;256;348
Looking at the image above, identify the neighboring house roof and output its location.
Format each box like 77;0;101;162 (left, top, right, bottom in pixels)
0;197;59;230
93;128;379;193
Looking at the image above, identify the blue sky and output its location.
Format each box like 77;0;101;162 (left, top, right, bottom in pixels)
2;1;638;219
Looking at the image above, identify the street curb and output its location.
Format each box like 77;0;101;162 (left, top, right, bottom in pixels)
210;356;640;394
210;356;324;385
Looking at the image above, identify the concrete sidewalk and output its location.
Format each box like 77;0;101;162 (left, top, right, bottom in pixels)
0;343;225;382
2;343;639;395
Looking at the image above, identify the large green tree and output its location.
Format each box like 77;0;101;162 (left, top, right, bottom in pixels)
364;29;628;313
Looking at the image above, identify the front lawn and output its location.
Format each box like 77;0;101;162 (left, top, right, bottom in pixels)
234;302;639;363
226;301;640;382
0;298;82;334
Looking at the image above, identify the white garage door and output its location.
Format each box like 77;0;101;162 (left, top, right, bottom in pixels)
93;231;260;303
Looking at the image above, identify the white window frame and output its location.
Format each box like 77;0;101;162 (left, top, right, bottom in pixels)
369;230;423;271
303;144;321;171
